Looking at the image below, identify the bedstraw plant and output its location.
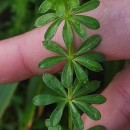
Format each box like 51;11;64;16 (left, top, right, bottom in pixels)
33;0;106;130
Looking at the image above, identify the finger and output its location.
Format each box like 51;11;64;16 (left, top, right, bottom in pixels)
83;65;130;130
0;0;130;83
81;0;130;60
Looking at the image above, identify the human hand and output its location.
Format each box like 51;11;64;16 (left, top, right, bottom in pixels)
0;0;130;129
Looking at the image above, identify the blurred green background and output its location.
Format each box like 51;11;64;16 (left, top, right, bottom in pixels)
0;0;125;130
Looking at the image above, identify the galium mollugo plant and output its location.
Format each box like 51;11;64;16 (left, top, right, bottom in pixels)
33;0;107;130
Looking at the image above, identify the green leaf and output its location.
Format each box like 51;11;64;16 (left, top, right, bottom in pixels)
39;0;52;14
61;62;73;88
63;20;74;50
73;61;88;84
76;34;101;55
43;41;67;56
74;0;100;14
75;56;103;72
50;102;66;126
35;13;57;27
75;101;101;120
70;103;84;130
75;15;100;30
75;94;106;104
45;119;51;127
48;126;62;130
33;94;61;106
72;79;82;96
55;0;65;17
88;125;106;130
45;19;62;41
67;0;79;9
45;119;62;130
70;18;87;40
43;74;67;97
38;56;66;69
0;83;18;119
81;53;106;62
74;80;100;97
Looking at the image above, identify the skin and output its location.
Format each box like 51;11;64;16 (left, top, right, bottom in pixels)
0;0;130;129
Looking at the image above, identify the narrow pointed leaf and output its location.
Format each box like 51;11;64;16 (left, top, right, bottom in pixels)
55;0;65;17
45;119;51;127
74;80;100;97
73;61;88;84
48;126;62;130
76;34;101;55
81;53;106;62
75;101;101;120
45;19;62;41
70;18;87;40
75;15;100;30
67;0;79;9
70;103;84;130
43;41;67;56
33;94;61;106
63;20;74;50
35;13;57;27
39;0;52;14
72;79;82;96
74;0;100;14
45;120;62;130
43;74;67;97
88;125;106;130
50;102;66;126
75;94;106;104
61;62;73;88
75;56;103;72
38;56;66;69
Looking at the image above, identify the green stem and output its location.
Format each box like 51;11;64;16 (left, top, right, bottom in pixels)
68;107;73;130
68;87;73;130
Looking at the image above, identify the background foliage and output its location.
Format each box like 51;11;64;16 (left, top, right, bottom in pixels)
0;0;125;130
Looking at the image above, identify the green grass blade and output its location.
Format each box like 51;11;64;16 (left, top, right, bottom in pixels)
18;76;42;130
0;83;18;119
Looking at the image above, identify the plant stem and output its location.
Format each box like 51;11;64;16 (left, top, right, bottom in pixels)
68;87;73;130
68;107;73;130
